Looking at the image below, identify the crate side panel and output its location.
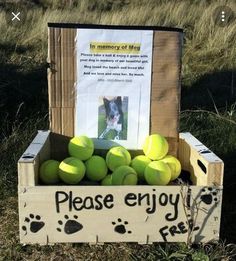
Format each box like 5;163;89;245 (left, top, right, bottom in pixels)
179;133;224;186
208;162;224;187
50;132;71;161
19;185;222;244
18;132;51;186
18;160;39;187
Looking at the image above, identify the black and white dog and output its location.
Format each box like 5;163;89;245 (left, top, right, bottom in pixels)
99;96;123;140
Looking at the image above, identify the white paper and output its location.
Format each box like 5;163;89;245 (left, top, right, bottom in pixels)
75;28;153;149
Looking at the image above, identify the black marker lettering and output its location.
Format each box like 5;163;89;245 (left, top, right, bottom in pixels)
159;226;169;242
146;193;156;214
124;193;137;206
138;193;150;206
73;196;83;211
166;194;180;221
159;193;168;206
94;195;103;210
83;197;94;209
169;225;181;236
178;222;188;234
104;194;114;209
55;191;69;213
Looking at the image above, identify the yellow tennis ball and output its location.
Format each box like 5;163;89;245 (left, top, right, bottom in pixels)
68;136;94;161
131;155;151;181
144;161;171;185
101;174;112;185
59;157;85;184
39;160;60;184
106;146;131;171
85;155;108;181
112;166;138;185
143;134;168;160
159;155;181;181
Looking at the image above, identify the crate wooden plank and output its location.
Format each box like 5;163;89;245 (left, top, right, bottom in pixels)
178;133;224;186
31;130;50;145
18;185;222;244
18;131;51;186
18;159;39;187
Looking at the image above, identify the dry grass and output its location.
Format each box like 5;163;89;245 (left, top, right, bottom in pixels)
0;0;236;260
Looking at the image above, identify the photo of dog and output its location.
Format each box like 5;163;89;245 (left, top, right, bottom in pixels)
98;96;128;140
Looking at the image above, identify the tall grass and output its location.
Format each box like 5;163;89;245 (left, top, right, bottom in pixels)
0;0;236;260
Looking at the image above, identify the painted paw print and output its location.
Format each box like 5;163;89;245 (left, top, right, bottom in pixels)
22;214;45;234
112;218;131;234
200;187;218;205
57;215;83;234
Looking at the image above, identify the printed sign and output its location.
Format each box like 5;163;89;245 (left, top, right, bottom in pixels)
75;29;153;149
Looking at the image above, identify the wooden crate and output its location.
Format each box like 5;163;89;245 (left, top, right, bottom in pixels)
18;131;223;245
18;24;224;245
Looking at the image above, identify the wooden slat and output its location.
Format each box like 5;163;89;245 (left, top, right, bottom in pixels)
178;133;224;186
18;131;51;186
18;185;222;244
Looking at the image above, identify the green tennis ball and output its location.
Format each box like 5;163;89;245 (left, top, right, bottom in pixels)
68;136;94;161
131;155;151;181
112;166;137;185
39;160;60;184
59;157;85;184
101;174;112;186
106;146;131;171
144;161;171;185
85;155;108;181
143;134;169;160
159;155;181;181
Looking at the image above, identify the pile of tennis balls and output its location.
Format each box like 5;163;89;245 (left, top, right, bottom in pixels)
39;133;181;186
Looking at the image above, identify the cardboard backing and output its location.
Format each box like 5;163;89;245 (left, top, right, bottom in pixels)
47;24;183;155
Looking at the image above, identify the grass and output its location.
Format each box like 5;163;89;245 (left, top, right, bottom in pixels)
0;0;236;260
